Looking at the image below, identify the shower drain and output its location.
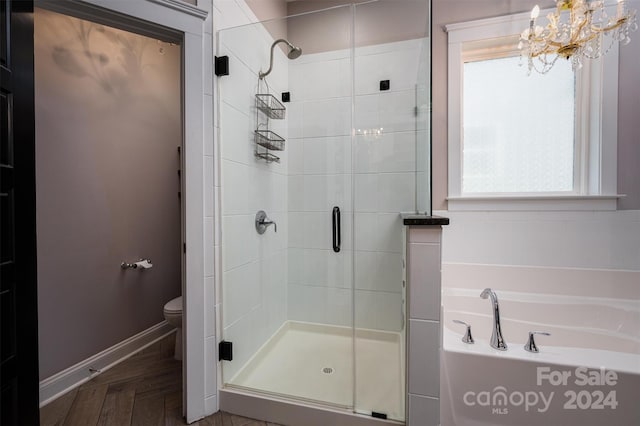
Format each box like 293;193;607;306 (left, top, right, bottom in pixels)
321;367;334;375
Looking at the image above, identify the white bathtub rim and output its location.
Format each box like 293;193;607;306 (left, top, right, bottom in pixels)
443;261;640;274
444;328;640;376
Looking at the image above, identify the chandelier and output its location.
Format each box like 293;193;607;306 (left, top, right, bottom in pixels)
519;0;638;74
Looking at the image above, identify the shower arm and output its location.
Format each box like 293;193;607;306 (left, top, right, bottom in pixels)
259;39;292;80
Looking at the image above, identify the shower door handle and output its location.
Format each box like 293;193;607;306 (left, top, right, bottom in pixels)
332;206;341;253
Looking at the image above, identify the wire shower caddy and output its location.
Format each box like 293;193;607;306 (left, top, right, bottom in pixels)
254;79;285;163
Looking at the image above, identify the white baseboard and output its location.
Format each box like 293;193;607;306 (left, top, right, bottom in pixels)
39;321;176;407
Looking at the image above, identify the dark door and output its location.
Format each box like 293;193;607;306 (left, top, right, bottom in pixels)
1;1;40;425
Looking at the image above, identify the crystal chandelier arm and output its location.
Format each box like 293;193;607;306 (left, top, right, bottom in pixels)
592;16;630;33
546;40;565;48
528;36;565;58
569;12;591;44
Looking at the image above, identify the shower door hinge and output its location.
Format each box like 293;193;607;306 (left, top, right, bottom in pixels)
215;56;229;76
371;412;387;419
219;341;233;361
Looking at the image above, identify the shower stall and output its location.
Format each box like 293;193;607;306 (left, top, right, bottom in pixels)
217;1;430;422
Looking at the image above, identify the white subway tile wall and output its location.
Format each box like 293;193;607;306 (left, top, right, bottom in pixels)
408;320;439;396
409;243;441;321
286;39;424;331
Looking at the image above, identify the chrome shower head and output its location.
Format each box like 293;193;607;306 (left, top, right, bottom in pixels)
287;45;302;60
259;39;302;79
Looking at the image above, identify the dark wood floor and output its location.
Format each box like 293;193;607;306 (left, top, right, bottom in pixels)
40;333;280;426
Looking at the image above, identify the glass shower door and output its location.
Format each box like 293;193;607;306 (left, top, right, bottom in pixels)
285;9;354;404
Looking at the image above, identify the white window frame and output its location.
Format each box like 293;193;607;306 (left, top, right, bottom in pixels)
445;9;621;211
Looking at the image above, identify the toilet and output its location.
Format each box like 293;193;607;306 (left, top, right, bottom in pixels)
163;296;183;360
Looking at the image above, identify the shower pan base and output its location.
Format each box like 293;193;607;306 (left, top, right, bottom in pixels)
223;321;405;423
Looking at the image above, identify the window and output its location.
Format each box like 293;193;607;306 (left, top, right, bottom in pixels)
463;55;575;193
446;10;620;210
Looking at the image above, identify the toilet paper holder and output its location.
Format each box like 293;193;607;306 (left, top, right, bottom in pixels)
121;259;153;270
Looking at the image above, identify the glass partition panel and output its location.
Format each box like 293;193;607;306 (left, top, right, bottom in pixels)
352;0;430;421
417;34;432;215
218;5;354;408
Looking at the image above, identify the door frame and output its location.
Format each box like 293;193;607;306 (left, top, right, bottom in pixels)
2;0;40;423
35;0;208;422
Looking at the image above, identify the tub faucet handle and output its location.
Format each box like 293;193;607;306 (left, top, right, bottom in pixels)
453;319;474;344
524;331;551;353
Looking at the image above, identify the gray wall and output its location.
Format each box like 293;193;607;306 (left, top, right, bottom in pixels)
616;1;640;210
245;0;286;19
35;8;182;379
288;0;428;53
432;0;640;210
245;0;289;45
246;1;428;54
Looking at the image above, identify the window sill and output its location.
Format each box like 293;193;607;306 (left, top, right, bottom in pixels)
446;195;624;211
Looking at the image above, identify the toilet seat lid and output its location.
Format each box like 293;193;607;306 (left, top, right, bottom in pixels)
164;296;182;313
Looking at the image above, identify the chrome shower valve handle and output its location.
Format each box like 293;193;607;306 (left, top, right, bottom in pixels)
255;210;277;234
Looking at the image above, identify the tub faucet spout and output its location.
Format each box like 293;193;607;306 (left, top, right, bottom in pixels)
480;288;507;351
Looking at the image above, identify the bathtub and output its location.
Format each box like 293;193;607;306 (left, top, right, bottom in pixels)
441;287;640;426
